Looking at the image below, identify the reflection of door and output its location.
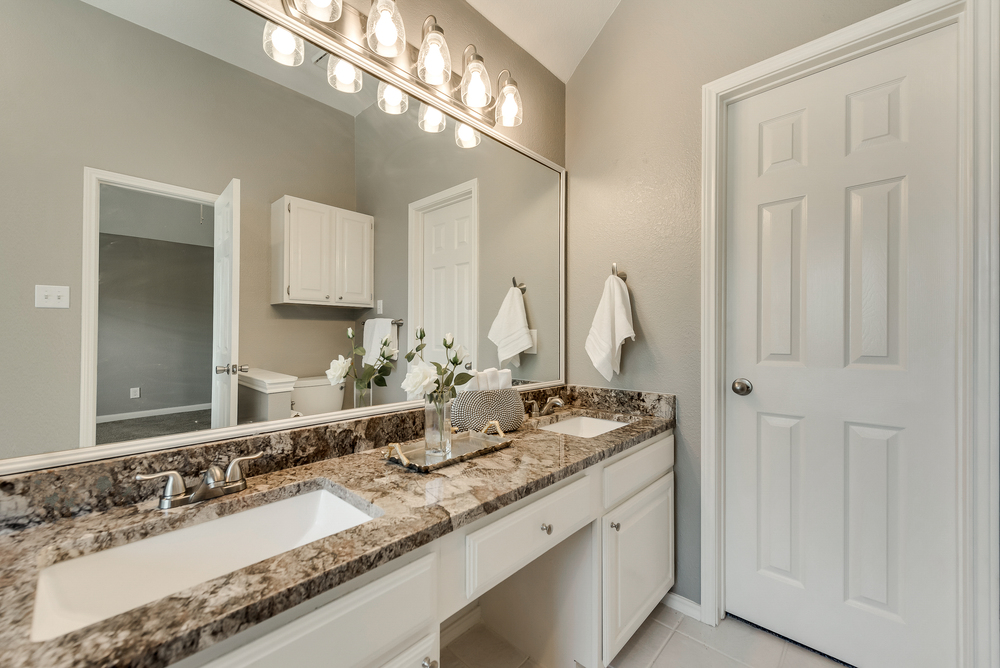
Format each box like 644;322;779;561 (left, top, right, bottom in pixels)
408;180;478;369
211;179;241;429
724;27;958;668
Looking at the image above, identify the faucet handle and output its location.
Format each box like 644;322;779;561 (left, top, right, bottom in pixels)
136;470;187;498
202;464;226;488
224;452;264;484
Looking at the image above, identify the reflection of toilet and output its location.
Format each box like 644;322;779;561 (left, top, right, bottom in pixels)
292;376;345;416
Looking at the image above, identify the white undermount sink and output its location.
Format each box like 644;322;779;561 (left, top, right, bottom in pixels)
539;416;627;438
31;489;376;642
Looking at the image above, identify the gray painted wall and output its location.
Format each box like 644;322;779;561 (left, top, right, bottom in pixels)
565;0;909;602
99;185;214;248
354;102;561;405
1;0;358;459
97;234;213;417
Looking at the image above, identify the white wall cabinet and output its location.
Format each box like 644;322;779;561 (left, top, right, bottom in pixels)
271;195;374;307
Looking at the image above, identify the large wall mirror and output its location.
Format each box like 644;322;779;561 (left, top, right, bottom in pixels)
0;0;564;473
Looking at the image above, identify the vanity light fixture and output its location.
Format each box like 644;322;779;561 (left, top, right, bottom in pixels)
263;21;305;66
460;45;491;109
417;16;451;87
366;0;406;58
378;81;409;114
494;70;522;128
327;56;363;93
455;122;481;148
418;103;447;133
292;0;342;23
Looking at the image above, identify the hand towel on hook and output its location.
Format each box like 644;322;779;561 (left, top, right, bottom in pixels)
585;274;635;381
488;287;533;368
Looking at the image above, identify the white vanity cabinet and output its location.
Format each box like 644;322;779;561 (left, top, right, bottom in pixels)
271;195;374;307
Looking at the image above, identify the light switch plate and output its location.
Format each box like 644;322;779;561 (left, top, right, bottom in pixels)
377;300;383;314
525;330;538;354
130;387;141;399
35;285;70;309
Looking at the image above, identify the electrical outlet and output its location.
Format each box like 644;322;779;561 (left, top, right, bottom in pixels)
35;285;70;309
130;387;140;399
377;300;383;314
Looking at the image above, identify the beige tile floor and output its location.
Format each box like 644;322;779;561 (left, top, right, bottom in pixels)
441;606;847;668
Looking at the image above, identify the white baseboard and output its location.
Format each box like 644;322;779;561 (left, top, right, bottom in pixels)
440;604;482;647
662;592;702;620
96;403;211;424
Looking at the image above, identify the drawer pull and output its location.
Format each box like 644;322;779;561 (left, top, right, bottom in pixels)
540;523;552;535
422;658;438;668
611;521;621;532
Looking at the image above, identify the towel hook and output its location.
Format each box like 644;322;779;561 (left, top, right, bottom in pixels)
612;263;627;282
512;277;526;294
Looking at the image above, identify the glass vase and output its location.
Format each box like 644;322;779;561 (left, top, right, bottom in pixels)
424;390;452;458
354;383;374;409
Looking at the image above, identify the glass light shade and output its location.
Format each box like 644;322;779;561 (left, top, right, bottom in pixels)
327;56;363;93
455;122;481;148
418;103;447;133
460;60;491;109
377;81;409;114
292;0;342;22
263;21;305;67
366;0;406;57
417;30;451;86
496;83;523;127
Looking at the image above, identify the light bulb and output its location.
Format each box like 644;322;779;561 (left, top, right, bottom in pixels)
425;107;443;126
375;9;398;47
309;0;332;6
383;85;402;107
467;71;487;108
334;59;356;86
425;44;445;81
501;93;518;125
271;26;297;55
458;124;474;142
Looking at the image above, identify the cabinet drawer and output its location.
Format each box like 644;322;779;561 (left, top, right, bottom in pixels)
603;434;674;510
206;554;436;668
379;633;438;668
466;476;595;599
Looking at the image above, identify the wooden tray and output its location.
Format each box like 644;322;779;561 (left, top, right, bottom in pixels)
386;429;513;473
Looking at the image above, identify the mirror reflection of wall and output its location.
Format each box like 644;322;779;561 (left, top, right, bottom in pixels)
0;0;563;465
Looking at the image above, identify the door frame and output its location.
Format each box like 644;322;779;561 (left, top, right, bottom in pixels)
699;2;999;667
79;167;220;448
407;179;480;366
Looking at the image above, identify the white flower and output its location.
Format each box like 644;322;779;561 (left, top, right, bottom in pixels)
443;332;454;347
326;355;352;385
401;360;439;399
382;336;390;346
347;327;354;339
452;344;469;363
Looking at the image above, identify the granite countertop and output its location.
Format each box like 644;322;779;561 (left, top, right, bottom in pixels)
0;408;673;668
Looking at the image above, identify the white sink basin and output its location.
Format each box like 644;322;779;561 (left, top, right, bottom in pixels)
31;489;375;641
539;416;627;438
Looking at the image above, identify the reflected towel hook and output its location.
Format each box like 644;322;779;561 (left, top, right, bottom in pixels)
512;277;526;294
612;263;627;282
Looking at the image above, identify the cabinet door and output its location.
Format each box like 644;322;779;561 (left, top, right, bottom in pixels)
337;210;373;306
288;198;334;303
602;472;675;665
379;633;439;668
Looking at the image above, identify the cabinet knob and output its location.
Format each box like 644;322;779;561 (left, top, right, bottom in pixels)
338;296;343;300
540;523;552;535
326;295;330;300
611;522;621;532
421;659;438;668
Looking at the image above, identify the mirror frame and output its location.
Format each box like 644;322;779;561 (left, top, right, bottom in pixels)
0;0;565;476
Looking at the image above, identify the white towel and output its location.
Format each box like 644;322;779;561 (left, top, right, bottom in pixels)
362;319;396;366
497;369;512;389
482;368;500;391
458;371;480;392
585;275;635;381
488;287;533;369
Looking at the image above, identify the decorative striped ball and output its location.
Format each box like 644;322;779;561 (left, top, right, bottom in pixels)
452;389;525;434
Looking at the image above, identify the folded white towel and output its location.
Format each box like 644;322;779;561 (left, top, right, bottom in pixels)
488;287;533;369
458;371;480;392
585;275;635;381
483;368;500;391
497;369;512;389
362;318;395;366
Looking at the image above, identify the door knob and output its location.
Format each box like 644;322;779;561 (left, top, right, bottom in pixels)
215;366;229;374
732;378;753;396
238;365;249;373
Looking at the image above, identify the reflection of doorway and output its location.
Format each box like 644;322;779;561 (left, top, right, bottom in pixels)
408;180;479;370
80;169;240;447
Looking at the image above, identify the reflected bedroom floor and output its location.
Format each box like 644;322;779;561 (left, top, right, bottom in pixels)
96;409;212;445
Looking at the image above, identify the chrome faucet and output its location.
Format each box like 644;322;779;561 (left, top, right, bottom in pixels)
540;397;565;416
137;452;263;510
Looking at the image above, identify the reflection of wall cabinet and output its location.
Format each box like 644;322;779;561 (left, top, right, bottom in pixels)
270;196;373;307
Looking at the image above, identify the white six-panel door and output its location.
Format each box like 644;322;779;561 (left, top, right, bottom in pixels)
724;25;959;667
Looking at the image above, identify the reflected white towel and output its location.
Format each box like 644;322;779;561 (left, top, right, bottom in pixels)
488;287;533;369
482;368;500;391
585;275;635;381
362;318;395;366
497;369;512;389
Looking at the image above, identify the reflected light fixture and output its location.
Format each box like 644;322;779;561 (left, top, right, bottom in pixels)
417;16;451;87
418;103;446;133
366;0;406;57
455;122;480;148
327;56;362;93
292;0;342;22
494;70;522;127
263;21;305;66
378;81;409;114
460;45;491;109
